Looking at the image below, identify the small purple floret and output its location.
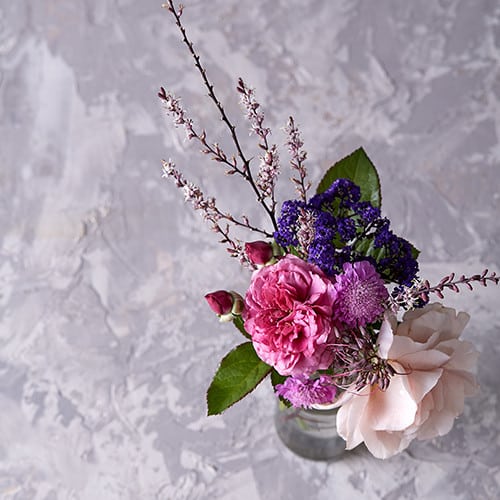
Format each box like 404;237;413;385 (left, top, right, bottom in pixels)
275;375;337;408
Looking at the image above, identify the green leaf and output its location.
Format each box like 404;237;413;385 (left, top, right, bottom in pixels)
207;342;272;415
270;369;287;388
232;315;251;340
270;369;291;408
316;147;382;208
353;235;386;263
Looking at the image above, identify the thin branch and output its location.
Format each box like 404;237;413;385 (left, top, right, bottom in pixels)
414;270;499;302
162;1;278;231
391;270;500;307
162;159;273;240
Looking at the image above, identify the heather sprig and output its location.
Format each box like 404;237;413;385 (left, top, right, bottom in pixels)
237;78;281;211
392;269;500;307
284;116;310;202
162;159;262;263
162;1;278;232
237;77;271;144
158;87;237;169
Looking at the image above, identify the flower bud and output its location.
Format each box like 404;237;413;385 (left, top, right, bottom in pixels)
205;290;244;321
245;241;274;266
205;290;234;315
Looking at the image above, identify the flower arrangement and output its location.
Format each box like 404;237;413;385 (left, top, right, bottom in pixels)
159;2;499;459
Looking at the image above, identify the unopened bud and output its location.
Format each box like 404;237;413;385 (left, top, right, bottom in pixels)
245;241;274;266
205;290;233;315
204;290;244;321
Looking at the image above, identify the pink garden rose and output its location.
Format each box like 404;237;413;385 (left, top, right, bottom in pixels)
243;255;337;376
336;303;478;459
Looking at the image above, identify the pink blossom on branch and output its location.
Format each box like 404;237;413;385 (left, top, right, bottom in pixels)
284;116;311;202
256;144;280;199
237;78;281;206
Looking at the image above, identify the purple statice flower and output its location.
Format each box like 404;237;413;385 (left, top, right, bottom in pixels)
274;199;305;247
354;201;381;223
275;177;419;285
373;220;419;286
333;261;389;327
275;375;337;408
308;178;361;211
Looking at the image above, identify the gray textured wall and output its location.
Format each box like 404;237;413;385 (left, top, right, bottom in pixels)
1;1;499;499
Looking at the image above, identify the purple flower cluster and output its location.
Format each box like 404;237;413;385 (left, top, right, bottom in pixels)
275;179;418;286
275;375;337;408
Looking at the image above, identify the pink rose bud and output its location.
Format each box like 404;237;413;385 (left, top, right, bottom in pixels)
205;290;234;315
245;241;274;265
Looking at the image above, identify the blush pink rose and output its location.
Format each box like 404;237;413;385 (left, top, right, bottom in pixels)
243;255;337;376
336;303;479;459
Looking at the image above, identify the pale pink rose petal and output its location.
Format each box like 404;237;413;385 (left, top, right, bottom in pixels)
415;405;456;439
385;334;422;360
401;366;443;405
412;390;434;428
362;427;412;459
437;372;471;414
401;305;469;343
377;316;395;359
367;377;418;431
396;347;450;371
336;387;370;450
437;339;479;372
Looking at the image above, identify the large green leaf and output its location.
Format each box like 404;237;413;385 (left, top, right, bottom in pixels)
207;342;272;415
316;147;382;208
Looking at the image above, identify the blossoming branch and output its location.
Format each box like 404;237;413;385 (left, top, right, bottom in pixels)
159;1;499;460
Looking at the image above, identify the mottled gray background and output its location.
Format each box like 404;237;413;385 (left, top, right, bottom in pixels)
1;1;500;499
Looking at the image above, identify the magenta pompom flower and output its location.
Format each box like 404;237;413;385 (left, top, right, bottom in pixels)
275;375;337;408
333;261;388;327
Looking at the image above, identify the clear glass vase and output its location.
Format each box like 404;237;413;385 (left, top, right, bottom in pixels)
274;403;346;461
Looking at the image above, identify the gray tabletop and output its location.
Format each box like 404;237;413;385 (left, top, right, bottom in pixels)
1;1;500;499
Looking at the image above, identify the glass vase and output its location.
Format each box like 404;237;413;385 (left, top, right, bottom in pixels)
274;403;346;461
